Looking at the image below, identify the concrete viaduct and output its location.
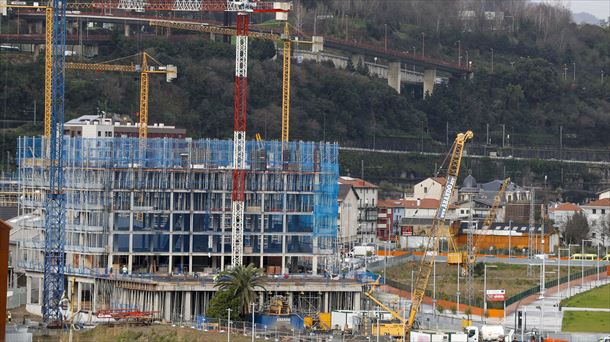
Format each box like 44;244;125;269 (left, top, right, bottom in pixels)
3;10;472;95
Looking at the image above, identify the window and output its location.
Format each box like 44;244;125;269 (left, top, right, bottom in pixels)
97;131;101;137
424;187;428;194
602;209;606;215
593;209;597;214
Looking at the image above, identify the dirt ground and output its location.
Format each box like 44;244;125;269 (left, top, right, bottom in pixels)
386;261;592;305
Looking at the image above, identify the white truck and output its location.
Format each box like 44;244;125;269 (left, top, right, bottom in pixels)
352;245;375;257
410;330;468;342
464;325;511;342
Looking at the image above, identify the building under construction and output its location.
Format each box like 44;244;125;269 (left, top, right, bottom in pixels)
11;134;363;321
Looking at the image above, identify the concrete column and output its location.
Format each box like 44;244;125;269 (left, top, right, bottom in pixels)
350;54;364;68
311;36;324;53
77;281;82;311
188;254;193;274
423;68;437;98
184;292;192;322
287;292;293;310
26;276;31;304
124;24;130;37
92;284;97;313
164;292;172;322
281;256;286;274
324;293;329;312
209;32;216;41
311;256;318;275
127;254;133;274
388;62;401;94
38;278;43;306
353;292;361;311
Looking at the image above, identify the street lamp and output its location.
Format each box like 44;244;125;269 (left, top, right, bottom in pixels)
483;264;497;321
227;308;232;342
535;305;544;339
582;239;593;288
558;247;570;300
457;255;461;314
568;244;578;297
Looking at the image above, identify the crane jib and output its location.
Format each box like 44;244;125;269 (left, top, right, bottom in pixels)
436;176;456;220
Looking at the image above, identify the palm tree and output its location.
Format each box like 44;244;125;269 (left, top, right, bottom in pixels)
215;263;267;316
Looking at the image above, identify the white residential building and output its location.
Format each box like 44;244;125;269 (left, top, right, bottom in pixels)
339;177;379;245
549;203;583;228
338;184;360;251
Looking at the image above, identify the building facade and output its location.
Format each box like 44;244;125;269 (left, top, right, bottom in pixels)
338;177;378;245
338;184;359;251
15;136;339;279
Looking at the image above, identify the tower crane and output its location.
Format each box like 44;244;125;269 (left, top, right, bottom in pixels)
148;18;310;147
65;52;178;138
1;3;53;138
405;131;473;336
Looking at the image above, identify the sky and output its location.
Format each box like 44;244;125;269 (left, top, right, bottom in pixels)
535;0;610;19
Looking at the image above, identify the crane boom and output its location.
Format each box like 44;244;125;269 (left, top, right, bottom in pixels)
65;52;177;138
405;130;473;334
482;178;510;228
364;275;406;324
148;20;280;40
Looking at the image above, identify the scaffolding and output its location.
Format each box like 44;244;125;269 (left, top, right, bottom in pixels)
16;136;339;275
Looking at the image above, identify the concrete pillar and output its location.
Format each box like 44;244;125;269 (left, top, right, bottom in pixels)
311;256;318;275
164;292;172;322
388;62;401;94
350;54;364;68
188;255;193;274
124;24;130;37
311;36;324;53
184;292;192;322
127;254;133;274
92;284;97;313
281;256;286;274
26;276;31;304
77;281;82;311
38;278;43;306
353;292;361;311
324;293;329;312
209;32;216;41
287;292;293;310
423;68;437;98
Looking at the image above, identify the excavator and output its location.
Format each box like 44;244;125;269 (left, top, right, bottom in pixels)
363;131;473;340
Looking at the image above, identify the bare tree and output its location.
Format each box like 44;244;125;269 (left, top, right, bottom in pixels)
599;214;610;246
563;212;590;245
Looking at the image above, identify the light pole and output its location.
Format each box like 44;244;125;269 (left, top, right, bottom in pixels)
411;269;415;295
582;239;593;287
568;244;578;297
536;305;543;339
376;306;380;342
457;256;461;314
227;308;232;342
596;243;600;283
508;220;513;259
558;247;570;300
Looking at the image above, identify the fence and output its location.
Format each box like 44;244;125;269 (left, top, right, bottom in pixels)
505;265;606;306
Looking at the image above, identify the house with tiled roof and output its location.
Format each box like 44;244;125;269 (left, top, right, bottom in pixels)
337;183;360;251
549;202;583;229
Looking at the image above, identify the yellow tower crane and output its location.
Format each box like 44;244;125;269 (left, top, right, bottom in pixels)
1;4;53;137
65;52;177;138
148;20;312;144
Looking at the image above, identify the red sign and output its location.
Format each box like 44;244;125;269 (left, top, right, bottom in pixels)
486;289;506;302
401;226;413;236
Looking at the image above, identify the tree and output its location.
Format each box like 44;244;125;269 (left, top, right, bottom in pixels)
598;214;610;246
563;212;590;244
215;264;267;317
206;288;241;320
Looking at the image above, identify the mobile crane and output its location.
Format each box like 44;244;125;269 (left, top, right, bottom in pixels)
364;274;408;339
405;131;473;336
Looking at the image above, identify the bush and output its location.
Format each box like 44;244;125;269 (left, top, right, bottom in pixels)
436;304;444;315
474;262;485;277
450;305;457;315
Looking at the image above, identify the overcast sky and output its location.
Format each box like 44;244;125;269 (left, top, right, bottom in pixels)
535;0;610;19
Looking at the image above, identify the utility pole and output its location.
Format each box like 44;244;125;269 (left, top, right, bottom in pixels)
457;40;461;66
559;125;563;161
251;303;256;342
501;124;506;148
384;24;388;52
490;48;494;73
227;308;232;342
421;32;425;58
573;62;576;82
486;123;489;145
527;188;536;276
